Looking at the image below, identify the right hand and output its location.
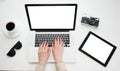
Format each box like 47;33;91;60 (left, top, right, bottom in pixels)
52;38;64;63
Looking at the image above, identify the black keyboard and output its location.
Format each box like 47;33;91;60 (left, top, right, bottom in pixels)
35;34;70;47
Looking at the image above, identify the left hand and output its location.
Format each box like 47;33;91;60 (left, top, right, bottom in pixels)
38;41;51;66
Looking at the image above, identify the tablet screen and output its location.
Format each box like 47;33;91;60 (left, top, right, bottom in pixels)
79;31;116;67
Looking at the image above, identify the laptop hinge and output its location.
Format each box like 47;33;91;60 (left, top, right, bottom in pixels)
35;30;69;32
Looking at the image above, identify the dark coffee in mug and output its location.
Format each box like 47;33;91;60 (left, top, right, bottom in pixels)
6;22;15;31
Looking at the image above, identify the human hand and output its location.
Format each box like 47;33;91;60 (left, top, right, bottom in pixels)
52;38;64;63
38;42;51;66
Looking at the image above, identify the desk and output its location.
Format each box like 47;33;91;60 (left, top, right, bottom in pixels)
0;0;120;71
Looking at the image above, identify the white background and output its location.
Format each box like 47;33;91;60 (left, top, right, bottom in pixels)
0;0;120;71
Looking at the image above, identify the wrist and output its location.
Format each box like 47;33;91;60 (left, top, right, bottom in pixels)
55;58;63;63
39;61;46;67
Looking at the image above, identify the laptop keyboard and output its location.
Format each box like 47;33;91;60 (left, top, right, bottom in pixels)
35;34;70;47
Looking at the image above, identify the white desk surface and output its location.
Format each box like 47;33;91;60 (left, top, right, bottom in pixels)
0;0;120;71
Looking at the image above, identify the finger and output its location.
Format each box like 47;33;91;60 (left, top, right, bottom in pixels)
38;46;41;53
61;39;64;46
60;37;64;46
57;37;60;44
53;38;55;45
38;42;43;53
47;47;51;54
52;43;54;48
39;42;44;52
45;42;48;51
57;37;59;44
39;42;44;48
55;38;57;45
43;41;46;51
62;41;64;46
59;37;62;45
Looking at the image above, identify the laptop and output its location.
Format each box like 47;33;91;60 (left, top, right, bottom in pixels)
25;4;77;62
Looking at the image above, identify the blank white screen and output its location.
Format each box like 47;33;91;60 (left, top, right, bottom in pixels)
82;34;113;63
27;6;76;29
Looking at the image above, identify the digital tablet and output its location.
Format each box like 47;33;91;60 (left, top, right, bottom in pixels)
79;31;116;67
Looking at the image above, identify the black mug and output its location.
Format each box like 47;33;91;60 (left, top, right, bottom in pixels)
6;22;15;31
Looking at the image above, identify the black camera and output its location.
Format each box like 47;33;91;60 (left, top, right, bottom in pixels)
81;16;99;27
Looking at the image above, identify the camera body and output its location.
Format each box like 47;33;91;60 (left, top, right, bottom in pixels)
81;16;99;27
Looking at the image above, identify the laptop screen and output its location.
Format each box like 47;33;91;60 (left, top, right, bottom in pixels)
25;4;77;30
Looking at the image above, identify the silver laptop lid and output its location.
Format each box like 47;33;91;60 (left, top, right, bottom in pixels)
25;4;77;31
